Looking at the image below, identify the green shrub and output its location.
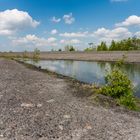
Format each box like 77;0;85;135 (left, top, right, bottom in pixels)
101;69;133;98
117;95;136;110
99;65;137;110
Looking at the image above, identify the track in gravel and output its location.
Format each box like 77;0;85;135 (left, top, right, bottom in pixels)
0;59;140;140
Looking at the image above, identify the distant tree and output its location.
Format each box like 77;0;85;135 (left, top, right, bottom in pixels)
84;42;96;52
108;37;140;51
64;45;76;52
109;40;116;51
88;43;94;48
58;49;62;52
97;42;108;51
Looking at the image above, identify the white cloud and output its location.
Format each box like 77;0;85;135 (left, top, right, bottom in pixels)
12;34;57;47
47;37;57;43
0;9;40;36
59;31;88;38
93;27;132;44
63;13;75;24
51;16;61;23
51;29;58;35
135;31;140;37
116;15;140;27
60;39;80;44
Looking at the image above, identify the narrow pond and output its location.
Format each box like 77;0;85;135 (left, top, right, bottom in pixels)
25;60;140;97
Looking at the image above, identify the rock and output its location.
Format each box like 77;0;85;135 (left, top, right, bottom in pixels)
47;99;55;103
21;103;34;108
37;103;42;107
63;115;71;119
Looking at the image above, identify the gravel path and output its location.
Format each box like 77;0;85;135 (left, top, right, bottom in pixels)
0;59;140;140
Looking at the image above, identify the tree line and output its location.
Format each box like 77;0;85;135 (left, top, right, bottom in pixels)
97;37;140;51
21;37;140;53
61;37;140;52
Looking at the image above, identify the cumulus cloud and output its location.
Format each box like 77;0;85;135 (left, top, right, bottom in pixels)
0;9;40;36
51;29;58;35
63;13;75;24
51;16;61;23
60;39;80;44
12;34;57;47
92;27;132;43
59;31;88;38
116;15;140;27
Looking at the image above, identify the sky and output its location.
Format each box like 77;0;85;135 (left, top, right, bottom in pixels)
0;0;140;51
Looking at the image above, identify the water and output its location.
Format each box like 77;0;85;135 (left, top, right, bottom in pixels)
25;60;140;97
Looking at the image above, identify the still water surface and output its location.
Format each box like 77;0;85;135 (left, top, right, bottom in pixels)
26;60;140;97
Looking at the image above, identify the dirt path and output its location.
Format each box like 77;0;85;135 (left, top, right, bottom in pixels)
0;59;140;140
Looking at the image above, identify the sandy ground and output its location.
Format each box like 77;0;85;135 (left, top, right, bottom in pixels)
1;51;140;63
0;59;140;140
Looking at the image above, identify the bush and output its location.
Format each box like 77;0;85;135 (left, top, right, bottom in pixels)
117;95;136;110
99;66;137;110
84;47;96;52
32;48;40;61
101;69;133;98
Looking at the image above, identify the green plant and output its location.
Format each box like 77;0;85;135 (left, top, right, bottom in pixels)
84;47;96;52
117;95;136;110
98;60;137;110
101;69;133;98
97;42;108;51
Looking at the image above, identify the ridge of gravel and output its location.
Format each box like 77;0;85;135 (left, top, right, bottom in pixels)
0;58;140;140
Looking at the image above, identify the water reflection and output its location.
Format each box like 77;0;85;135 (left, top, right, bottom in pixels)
26;60;140;97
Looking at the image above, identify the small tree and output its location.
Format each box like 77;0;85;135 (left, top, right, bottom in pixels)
97;42;108;51
109;40;116;51
64;45;75;52
33;48;40;61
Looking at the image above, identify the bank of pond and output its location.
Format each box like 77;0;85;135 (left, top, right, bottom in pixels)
21;59;140;98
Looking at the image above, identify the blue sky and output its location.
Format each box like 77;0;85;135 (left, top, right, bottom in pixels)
0;0;140;51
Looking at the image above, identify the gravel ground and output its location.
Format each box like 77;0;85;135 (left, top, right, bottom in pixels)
1;51;140;63
0;59;140;140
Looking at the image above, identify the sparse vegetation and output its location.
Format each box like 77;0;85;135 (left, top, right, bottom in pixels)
84;47;96;52
32;48;40;61
64;45;76;52
22;50;28;61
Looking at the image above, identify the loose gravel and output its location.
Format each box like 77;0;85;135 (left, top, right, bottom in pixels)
0;59;140;140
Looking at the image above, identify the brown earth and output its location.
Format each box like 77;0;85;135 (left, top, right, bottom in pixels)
0;59;140;140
